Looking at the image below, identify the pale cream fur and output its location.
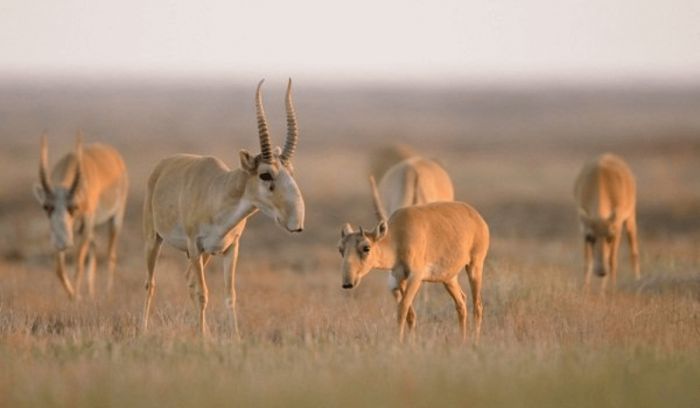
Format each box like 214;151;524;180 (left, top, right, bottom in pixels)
141;79;305;336
574;153;640;292
374;156;454;218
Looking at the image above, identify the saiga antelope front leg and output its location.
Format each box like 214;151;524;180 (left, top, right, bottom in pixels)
397;276;422;342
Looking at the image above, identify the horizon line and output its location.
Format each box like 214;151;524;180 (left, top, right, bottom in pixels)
1;70;700;91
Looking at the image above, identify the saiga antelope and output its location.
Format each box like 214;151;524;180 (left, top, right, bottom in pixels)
142;79;305;336
371;156;454;304
338;181;489;343
371;156;454;221
33;133;128;300
574;153;639;292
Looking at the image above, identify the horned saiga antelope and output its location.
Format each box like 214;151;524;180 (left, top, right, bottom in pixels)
33;133;128;300
142;79;305;336
338;181;489;343
574;153;640;292
371;156;454;220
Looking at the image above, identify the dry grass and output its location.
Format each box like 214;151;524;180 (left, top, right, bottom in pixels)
0;81;699;407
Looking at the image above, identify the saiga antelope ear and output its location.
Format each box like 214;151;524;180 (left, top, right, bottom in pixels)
341;223;354;238
239;149;257;173
371;220;388;241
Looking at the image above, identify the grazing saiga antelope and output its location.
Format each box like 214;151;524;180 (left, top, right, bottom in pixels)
372;156;454;220
574;153;640;292
371;156;454;305
33;133;128;300
142;79;305;336
338;180;489;343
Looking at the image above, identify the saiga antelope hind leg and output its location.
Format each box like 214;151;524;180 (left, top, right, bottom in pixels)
443;278;468;343
142;235;163;332
106;215;123;294
466;261;484;344
583;240;593;294
608;232;623;293
625;215;641;280
85;241;97;299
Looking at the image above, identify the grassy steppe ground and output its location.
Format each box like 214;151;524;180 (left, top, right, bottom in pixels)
0;81;698;407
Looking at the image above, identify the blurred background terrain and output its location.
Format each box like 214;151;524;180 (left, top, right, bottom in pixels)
1;0;700;406
0;80;698;406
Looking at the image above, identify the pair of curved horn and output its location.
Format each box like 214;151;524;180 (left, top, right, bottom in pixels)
38;132;83;197
281;79;298;164
255;79;298;164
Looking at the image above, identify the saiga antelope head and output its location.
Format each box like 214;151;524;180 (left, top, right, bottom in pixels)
239;79;305;233
338;221;388;289
33;133;84;251
579;210;617;277
338;176;389;289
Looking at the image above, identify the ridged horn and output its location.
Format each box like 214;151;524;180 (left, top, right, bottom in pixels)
369;176;387;222
255;79;273;163
280;78;298;164
39;133;53;195
68;131;83;197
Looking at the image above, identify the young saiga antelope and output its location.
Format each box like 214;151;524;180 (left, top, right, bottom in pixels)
33;133;128;300
371;156;454;305
142;79;305;336
372;156;454;220
574;153;639;292
338;180;489;343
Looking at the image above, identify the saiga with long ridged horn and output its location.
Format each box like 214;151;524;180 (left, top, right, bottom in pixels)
34;132;128;300
142;79;305;336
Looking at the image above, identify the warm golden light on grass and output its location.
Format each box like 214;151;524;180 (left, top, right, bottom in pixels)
0;83;698;406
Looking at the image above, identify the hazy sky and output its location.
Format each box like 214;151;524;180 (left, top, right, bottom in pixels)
1;0;699;83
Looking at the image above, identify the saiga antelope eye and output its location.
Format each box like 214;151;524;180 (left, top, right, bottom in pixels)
67;204;78;215
361;245;370;253
259;172;273;181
